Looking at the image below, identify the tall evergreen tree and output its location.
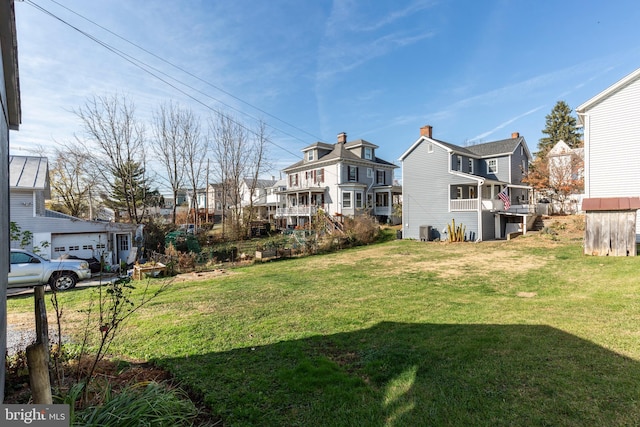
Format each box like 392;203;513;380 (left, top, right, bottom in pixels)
538;101;582;154
102;160;152;222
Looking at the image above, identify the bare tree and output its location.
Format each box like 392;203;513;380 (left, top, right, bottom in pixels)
150;101;189;224
179;108;206;230
244;119;272;226
209;111;270;239
48;143;96;218
74;94;150;223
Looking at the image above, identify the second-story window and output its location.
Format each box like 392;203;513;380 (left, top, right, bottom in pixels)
376;170;385;185
289;173;299;186
487;158;498;174
468;158;474;174
348;166;358;182
315;168;325;183
364;147;373;160
456;155;462;171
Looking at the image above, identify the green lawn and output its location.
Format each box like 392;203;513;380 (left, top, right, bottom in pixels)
8;229;640;426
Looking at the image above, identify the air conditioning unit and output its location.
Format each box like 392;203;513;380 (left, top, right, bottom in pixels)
419;225;432;242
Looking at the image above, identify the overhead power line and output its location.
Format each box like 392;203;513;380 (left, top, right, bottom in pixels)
23;0;319;159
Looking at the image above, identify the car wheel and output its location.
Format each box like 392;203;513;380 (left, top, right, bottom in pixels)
49;273;77;291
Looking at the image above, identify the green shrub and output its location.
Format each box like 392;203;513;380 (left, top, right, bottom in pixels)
70;381;199;427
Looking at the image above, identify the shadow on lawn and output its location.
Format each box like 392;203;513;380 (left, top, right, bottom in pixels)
158;322;640;426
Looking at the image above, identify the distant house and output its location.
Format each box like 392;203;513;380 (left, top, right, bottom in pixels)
10;156;138;264
545;140;584;214
239;177;277;221
576;67;640;243
400;125;533;241
277;132;400;228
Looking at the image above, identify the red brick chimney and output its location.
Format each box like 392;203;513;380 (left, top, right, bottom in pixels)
337;132;347;144
420;125;433;138
511;132;520;139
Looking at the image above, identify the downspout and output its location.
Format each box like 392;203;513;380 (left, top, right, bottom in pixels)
477;178;485;242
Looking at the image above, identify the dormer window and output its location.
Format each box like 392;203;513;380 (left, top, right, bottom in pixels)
307;151;314;161
364;147;373;160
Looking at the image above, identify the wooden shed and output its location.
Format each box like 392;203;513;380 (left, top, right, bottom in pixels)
582;197;640;256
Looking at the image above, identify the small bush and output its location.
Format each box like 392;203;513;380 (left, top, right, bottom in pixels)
342;215;380;245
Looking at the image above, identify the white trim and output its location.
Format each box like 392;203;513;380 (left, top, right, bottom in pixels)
577;68;640;115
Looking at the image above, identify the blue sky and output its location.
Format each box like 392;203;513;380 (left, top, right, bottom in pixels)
11;0;640;188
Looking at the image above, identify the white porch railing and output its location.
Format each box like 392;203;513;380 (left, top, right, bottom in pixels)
450;199;479;211
275;206;318;217
451;199;536;214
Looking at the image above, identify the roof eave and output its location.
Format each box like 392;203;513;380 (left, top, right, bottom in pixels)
576;68;640;114
1;0;21;129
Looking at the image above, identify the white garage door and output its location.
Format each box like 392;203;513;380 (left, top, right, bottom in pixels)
51;233;109;259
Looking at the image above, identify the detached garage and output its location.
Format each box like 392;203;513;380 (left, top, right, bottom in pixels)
582;197;640;256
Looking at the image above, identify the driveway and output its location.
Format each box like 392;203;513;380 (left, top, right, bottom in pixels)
7;274;121;297
6;275;121;354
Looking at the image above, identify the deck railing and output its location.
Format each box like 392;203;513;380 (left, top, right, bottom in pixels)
275;206;318;217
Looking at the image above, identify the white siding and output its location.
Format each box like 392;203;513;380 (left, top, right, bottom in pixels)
583;74;640;240
586;76;640;198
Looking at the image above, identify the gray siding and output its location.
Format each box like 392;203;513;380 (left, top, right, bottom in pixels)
402;141;479;240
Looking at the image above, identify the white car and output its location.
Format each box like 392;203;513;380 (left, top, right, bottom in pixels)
9;249;92;291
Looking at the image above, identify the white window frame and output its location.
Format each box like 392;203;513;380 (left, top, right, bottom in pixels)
487;158;498;174
342;191;352;208
367;168;373;178
355;191;363;208
456;186;463;199
307;150;314;161
364;147;373;160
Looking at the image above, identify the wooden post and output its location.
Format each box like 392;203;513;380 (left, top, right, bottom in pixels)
26;342;52;404
34;285;49;349
26;285;52;404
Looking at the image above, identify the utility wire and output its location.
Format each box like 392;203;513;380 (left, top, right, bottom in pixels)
23;0;304;158
22;0;357;184
35;0;323;144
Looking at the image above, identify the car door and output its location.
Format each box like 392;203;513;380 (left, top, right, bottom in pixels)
8;251;43;286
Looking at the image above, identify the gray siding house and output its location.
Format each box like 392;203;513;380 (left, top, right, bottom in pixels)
10;156;138;264
400;125;533;241
278;132;401;227
2;0;21;402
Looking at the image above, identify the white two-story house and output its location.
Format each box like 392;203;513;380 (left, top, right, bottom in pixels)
277;132;400;228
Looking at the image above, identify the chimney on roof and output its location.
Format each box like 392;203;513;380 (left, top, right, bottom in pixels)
511;132;520;139
420;125;433;138
337;132;347;144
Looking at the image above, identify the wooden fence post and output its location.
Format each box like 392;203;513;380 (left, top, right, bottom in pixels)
26;285;52;404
